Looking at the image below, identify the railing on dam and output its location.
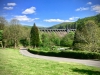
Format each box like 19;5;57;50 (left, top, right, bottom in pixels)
39;29;76;32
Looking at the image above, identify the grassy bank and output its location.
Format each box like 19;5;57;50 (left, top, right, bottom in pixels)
0;48;100;75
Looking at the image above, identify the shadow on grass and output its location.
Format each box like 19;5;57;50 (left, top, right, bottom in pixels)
72;68;100;75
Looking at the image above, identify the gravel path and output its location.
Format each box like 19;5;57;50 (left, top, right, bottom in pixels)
20;48;100;68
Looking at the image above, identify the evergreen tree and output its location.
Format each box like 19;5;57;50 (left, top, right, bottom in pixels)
30;23;40;48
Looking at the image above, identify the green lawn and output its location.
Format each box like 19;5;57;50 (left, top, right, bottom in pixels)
0;48;100;75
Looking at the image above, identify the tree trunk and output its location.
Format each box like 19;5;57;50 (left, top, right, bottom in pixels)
14;40;17;48
0;41;3;48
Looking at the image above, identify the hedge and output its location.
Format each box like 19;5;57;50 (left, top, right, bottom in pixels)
28;49;100;60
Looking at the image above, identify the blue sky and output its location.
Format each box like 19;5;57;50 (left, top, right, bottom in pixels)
0;0;100;27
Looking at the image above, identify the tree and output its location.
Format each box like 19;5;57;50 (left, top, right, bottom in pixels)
40;33;50;47
2;26;10;48
50;32;60;46
0;30;3;48
10;19;21;48
60;31;74;47
73;20;100;52
0;17;8;48
30;23;40;48
4;19;22;48
20;26;30;47
0;17;7;30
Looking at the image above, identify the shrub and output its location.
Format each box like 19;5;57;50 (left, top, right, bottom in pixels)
20;39;29;47
60;31;74;47
40;32;61;48
28;49;100;60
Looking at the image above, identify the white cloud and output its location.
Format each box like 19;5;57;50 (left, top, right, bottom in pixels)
76;7;89;11
87;2;92;5
22;7;36;14
91;5;100;13
3;3;16;10
44;19;65;22
7;3;16;6
34;18;39;20
44;17;79;22
3;7;13;10
69;17;79;21
14;15;39;22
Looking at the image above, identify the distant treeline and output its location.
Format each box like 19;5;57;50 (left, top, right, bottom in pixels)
48;22;76;29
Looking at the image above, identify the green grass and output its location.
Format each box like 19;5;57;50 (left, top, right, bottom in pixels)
0;48;100;75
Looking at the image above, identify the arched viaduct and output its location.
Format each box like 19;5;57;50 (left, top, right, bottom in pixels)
39;29;76;37
39;29;76;32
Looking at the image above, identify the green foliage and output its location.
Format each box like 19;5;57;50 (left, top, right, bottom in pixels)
28;49;100;60
0;30;3;47
2;19;24;48
20;39;29;47
30;23;40;47
49;22;76;29
73;20;100;52
20;26;30;47
40;32;61;48
0;23;5;30
50;32;60;46
95;14;100;24
8;19;23;48
0;30;3;41
0;17;7;30
40;33;50;47
60;31;74;47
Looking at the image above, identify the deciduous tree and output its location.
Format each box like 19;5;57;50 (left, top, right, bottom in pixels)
0;17;7;30
73;20;100;52
7;19;22;48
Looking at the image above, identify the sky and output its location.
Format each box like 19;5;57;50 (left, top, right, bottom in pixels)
0;0;100;27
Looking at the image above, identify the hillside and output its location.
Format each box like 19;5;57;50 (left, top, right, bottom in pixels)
48;22;76;29
23;25;32;28
76;14;100;27
23;25;47;29
48;14;100;29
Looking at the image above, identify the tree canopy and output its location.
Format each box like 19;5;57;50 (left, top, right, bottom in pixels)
73;20;100;52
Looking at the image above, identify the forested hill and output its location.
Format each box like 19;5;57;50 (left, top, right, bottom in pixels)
76;14;100;27
48;22;76;29
23;25;47;29
48;14;100;29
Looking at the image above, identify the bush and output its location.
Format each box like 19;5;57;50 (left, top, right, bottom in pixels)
40;32;61;47
28;49;100;60
60;31;74;47
20;39;29;47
